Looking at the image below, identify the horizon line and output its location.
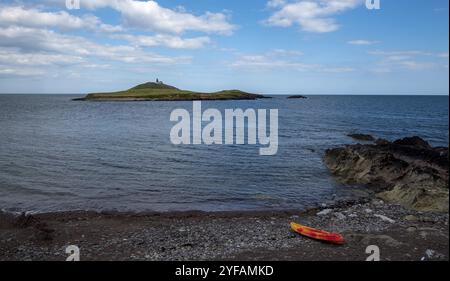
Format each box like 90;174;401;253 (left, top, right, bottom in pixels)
0;93;449;96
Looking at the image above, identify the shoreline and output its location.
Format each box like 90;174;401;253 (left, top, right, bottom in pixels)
0;195;365;218
1;136;447;261
1;197;448;261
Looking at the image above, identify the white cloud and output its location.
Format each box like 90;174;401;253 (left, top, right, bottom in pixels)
231;54;315;69
230;50;354;73
369;50;444;72
0;4;219;50
265;0;364;33
271;48;304;56
0;48;84;66
348;39;379;45
0;6;122;32
0;26;190;64
371;67;392;73
114;34;211;49
79;0;235;35
368;50;432;56
321;66;355;72
0;25;193;78
0;3;227;77
397;61;435;71
0;65;45;76
267;0;286;8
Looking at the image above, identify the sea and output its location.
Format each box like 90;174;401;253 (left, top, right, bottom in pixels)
0;95;448;213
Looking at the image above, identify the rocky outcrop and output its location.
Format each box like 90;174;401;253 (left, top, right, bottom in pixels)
324;137;449;212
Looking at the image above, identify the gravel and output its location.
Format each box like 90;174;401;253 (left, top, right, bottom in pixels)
1;198;448;261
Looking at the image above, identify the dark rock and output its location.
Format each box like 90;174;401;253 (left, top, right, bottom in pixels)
375;138;391;145
393;136;431;148
287;95;307;99
324;136;449;212
347;134;375;141
14;213;38;228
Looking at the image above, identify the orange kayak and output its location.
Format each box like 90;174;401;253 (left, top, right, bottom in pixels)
290;222;345;245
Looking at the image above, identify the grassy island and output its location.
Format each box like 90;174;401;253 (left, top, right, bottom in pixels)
73;81;267;101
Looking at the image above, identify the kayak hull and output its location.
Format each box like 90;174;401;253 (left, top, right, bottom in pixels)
290;222;345;245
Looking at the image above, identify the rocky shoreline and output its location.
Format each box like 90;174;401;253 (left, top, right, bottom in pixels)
324;136;449;212
0;136;448;261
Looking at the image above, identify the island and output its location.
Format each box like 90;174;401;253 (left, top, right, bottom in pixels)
73;80;267;101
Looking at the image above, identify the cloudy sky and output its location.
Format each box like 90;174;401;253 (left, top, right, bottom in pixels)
0;0;448;94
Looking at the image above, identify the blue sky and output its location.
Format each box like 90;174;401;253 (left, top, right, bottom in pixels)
0;0;448;94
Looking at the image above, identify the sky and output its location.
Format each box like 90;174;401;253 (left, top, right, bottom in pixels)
0;0;448;95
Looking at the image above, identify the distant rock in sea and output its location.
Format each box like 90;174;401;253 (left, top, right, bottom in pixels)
287;95;308;99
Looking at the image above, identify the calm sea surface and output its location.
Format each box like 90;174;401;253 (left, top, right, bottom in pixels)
0;95;448;213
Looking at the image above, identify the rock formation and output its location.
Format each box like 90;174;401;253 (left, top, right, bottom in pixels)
324;137;449;212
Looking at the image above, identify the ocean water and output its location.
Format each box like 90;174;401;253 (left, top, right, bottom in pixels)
0;95;448;213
